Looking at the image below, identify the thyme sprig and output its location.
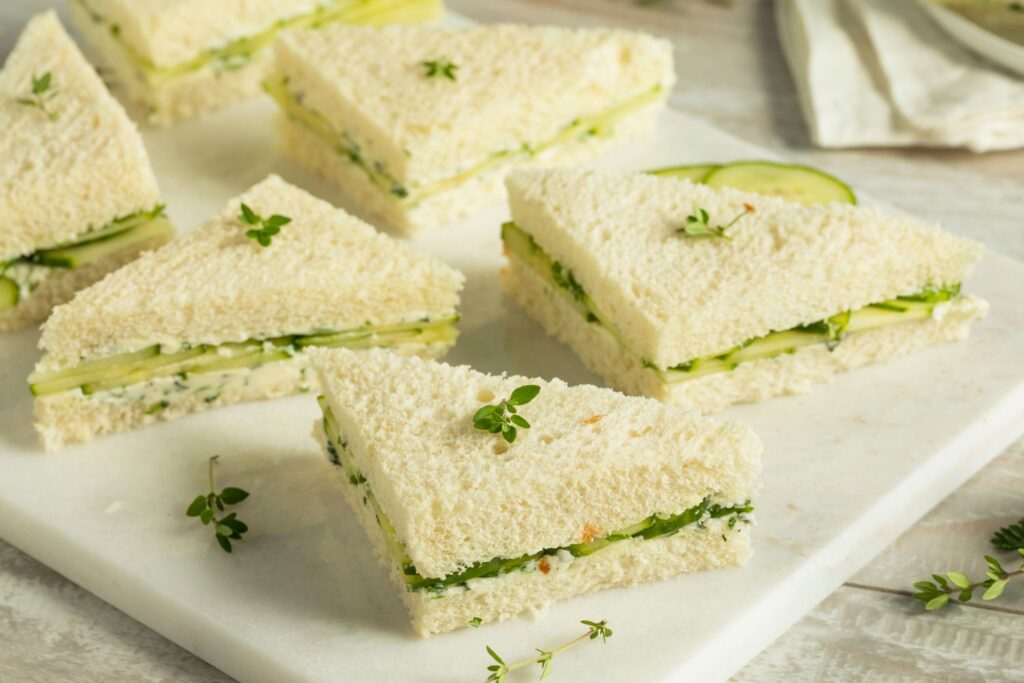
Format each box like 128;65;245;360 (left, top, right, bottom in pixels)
239;202;291;247
992;518;1024;551
677;201;753;240
913;518;1024;610
473;384;540;444
485;619;613;682
16;72;59;120
185;455;250;553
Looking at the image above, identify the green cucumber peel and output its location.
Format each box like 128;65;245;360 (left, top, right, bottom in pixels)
503;221;963;384
28;316;458;397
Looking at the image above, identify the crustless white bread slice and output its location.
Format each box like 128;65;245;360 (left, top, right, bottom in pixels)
267;24;675;233
0;11;167;331
69;0;442;126
501;168;988;412
309;348;761;635
31;176;464;450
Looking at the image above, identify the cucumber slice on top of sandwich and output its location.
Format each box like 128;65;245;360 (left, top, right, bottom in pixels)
648;160;856;205
647;163;720;182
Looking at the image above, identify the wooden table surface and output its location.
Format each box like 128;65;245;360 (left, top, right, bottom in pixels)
2;1;1023;681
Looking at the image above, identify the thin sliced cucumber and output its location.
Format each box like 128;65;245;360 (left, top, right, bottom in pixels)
325;324;458;349
703;161;856;205
79;348;209;394
661;290;955;383
184;349;293;375
295;328;374;348
647;163;720;182
566;517;656;557
32;216;174;269
29;346;161;396
320;403;415;573
296;317;459;348
31;319;457;397
0;277;18;310
49;209;164;249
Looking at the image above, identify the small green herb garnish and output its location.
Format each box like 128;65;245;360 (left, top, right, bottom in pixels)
469;617;483;628
551;263;586;302
912;518;1024;610
473;384;541;444
16;71;59;120
992;518;1024;551
185;455;250;553
239;203;291;247
485;619;612;682
676;201;752;240
421;59;458;81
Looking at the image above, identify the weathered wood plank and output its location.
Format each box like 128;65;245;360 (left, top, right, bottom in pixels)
735;584;1024;682
851;441;1024;605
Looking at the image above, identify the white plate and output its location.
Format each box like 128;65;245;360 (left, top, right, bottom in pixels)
919;0;1024;77
2;87;1024;682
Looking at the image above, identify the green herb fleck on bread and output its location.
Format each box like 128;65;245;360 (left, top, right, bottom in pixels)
473;384;540;444
239;203;291;247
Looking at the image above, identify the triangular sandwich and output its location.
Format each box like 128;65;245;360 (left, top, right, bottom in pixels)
309;347;761;635
0;11;169;332
69;0;442;126
31;175;463;450
501;168;988;411
266;24;676;233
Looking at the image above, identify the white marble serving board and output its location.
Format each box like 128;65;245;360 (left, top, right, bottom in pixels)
3;12;1024;683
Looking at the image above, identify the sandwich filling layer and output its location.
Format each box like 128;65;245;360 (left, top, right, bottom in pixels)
0;207;171;312
29;314;459;398
319;399;753;595
502;221;966;383
265;75;665;209
72;0;440;86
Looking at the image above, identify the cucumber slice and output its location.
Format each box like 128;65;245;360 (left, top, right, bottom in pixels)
647;163;720;182
295;317;459;348
79;348;209;394
31;318;456;397
49;209;163;249
32;216;173;269
29;346;161;396
703;161;856;205
661;290;954;383
0;277;18;310
185;349;293;375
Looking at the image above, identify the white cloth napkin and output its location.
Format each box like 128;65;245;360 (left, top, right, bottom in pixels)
777;0;1024;152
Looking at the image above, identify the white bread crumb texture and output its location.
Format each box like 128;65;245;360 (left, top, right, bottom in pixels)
321;452;750;636
0;11;160;258
69;1;275;127
506;168;984;366
0;232;168;333
34;342;450;451
275;23;675;185
72;1;445;126
76;0;324;67
275;103;660;234
503;252;989;412
38;175;464;366
309;347;761;579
